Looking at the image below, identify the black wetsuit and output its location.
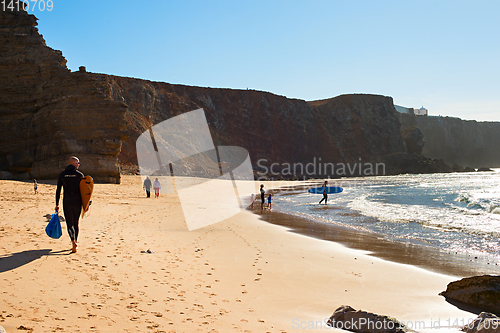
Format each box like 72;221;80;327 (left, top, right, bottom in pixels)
55;165;83;242
260;188;265;205
319;184;328;204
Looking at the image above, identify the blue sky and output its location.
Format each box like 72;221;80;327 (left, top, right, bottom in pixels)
31;0;500;121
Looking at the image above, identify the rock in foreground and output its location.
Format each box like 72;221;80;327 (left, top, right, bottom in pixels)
440;275;500;316
327;305;417;333
461;312;500;333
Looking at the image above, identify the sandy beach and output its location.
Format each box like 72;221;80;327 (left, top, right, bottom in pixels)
0;175;480;332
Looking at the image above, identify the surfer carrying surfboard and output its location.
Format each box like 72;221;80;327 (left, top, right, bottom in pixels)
319;180;328;205
55;156;84;253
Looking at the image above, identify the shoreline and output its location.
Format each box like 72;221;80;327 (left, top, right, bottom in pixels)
0;176;487;332
260;180;500;278
256;209;500;278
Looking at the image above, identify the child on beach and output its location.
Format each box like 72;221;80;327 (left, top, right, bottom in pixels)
33;179;38;194
267;194;272;210
250;193;255;210
153;178;161;198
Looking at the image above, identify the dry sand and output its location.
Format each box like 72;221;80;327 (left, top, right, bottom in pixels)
0;176;478;332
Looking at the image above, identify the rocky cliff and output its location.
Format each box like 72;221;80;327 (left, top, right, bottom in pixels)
0;9;459;182
400;114;500;168
110;76;455;178
0;8;127;183
109;76;414;178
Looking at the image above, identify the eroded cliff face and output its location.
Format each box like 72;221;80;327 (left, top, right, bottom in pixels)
108;75;415;178
0;9;457;181
0;9;128;182
400;114;500;168
308;94;406;160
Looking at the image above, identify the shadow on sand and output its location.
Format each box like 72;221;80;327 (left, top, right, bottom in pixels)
0;249;69;273
442;297;483;316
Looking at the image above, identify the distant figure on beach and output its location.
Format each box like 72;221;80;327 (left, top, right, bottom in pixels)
153;178;161;198
250;193;255;210
33;179;38;194
319;180;328;205
143;176;152;198
267;194;272;210
55;156;83;253
260;184;265;212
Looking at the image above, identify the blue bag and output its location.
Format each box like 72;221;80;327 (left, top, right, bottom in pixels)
45;212;62;239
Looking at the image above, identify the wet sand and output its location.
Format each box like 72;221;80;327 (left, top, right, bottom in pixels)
258;210;500;278
0;176;484;332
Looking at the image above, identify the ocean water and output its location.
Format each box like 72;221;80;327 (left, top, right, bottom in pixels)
273;170;500;266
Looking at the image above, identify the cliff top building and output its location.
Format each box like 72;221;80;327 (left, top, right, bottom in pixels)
394;105;428;116
415;106;428;116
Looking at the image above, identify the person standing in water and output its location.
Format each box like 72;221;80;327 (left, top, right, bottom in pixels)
55;156;84;253
319;180;328;205
267;193;272;210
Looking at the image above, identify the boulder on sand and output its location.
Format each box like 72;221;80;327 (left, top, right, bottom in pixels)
327;305;416;333
461;312;500;333
440;275;500;316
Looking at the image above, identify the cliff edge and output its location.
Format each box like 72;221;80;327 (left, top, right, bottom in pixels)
1;9;460;181
108;75;452;178
0;8;127;183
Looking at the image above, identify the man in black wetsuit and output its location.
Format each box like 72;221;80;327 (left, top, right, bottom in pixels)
319;180;328;205
55;156;84;253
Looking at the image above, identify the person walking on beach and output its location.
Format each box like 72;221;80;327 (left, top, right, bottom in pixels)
33;179;38;194
55;156;84;253
260;184;265;212
143;176;152;198
267;193;272;210
250;193;255;210
153;178;161;198
319;180;328;205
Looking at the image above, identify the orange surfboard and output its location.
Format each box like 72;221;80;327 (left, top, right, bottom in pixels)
79;175;94;218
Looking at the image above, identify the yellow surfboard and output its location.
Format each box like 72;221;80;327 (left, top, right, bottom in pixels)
79;175;94;218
